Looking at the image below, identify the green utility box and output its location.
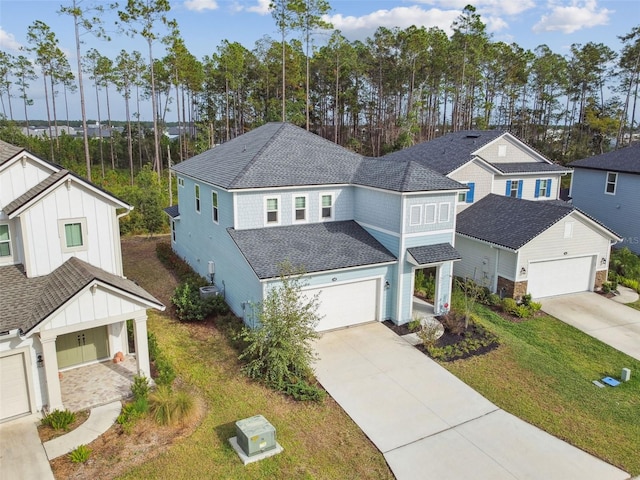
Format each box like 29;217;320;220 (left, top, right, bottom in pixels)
235;415;276;457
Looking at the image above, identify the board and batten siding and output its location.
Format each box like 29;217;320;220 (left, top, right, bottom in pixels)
0;157;54;218
518;213;613;277
450;161;493;210
19;183;121;277
571;169;640;254
173;177;263;321
234;186;354;230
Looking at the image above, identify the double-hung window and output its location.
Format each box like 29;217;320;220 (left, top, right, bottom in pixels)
605;172;617;195
0;224;11;257
321;194;333;220
506;179;523;198
212;191;219;223
266;197;279;224
294;196;307;221
195;184;201;213
535;178;552;198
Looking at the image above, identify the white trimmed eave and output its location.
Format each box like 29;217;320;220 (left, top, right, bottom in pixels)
449;157;503;176
0;151;59;174
456;232;519;253
229;183;351;193
406;252;462;267
475;132;552;164
257;260;397;283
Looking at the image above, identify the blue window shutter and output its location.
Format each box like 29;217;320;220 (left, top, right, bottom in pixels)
505;180;511;196
534;179;541;198
467;182;475;203
517;180;523;198
546;178;552;197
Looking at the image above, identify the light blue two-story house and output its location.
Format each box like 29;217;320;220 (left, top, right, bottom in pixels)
168;123;466;330
569;143;640;254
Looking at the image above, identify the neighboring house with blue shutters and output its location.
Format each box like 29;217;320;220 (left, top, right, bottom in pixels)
167;123;466;330
382;130;571;211
569;143;640;254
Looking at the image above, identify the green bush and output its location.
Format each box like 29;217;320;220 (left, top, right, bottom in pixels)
171;282;207;322
513;305;530;318
283;380;326;402
147;331;176;386
69;445;91;463
408;318;422;332
501;297;518;315
487;293;502;306
117;396;149;434
41;409;76;431
424;322;499;361
529;301;542;313
156;242;207;285
149;385;196;426
620;277;639;293
131;374;150;401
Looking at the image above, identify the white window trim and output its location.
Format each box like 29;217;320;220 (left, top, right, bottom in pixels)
438;203;450;223
0;223;13;264
539;179;549;197
605;172;618;195
211;190;219;224
171;219;176;242
424;203;437;224
195;184;201;213
320;192;334;221
265;195;281;226
58;217;88;253
509;180;519;198
409;204;422;226
178;177;184;187
292;194;308;223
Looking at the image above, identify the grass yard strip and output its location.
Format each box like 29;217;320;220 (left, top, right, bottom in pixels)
442;305;640;476
120;237;393;480
627;298;640;311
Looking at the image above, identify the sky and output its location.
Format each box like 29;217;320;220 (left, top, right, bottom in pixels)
0;0;638;121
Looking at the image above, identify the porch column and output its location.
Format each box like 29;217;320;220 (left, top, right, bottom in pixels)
40;336;63;411
133;314;151;379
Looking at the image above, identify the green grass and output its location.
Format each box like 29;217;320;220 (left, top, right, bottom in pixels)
626;299;640;311
443;305;640;475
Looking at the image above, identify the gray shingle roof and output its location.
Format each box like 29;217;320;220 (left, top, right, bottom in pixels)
164;205;180;218
0;257;164;335
456;194;575;250
227;220;396;280
3;169;68;216
382;130;506;174
354;158;465;192
569;142;640;175
0;139;24;166
491;162;570;174
407;243;461;265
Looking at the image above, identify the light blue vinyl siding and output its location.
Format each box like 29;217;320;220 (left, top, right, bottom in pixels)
404;193;456;234
354;187;401;233
571;169;639;253
362;226;400;256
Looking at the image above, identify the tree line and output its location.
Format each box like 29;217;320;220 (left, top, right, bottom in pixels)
0;2;639;182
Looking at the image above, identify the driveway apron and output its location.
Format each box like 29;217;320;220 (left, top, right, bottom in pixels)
541;292;640;361
313;322;629;480
0;415;55;480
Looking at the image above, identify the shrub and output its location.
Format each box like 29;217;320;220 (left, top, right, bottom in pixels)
42;409;76;431
416;321;442;348
203;294;230;316
529;301;542;313
149;385;196;426
147;332;176;386
69;445;91;464
513;305;531;318
117;397;149;434
501;297;518;315
156;242;207;285
172;390;196;423
487;293;501;306
283;380;326;402
131;374;150;401
408;317;422;332
171;282;207;322
619;277;639;293
520;293;533;306
440;312;465;335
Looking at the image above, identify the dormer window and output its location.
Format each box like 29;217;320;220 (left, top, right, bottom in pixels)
0;224;11;257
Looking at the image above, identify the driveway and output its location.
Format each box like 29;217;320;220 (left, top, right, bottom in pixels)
0;415;54;480
313;322;629;480
541;291;640;361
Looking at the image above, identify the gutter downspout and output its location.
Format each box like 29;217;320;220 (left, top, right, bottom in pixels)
115;206;134;277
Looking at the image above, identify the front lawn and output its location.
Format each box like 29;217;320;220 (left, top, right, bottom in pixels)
442;304;640;476
119;237;393;480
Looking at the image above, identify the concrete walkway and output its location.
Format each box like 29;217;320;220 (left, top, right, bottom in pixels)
43;401;122;459
541;291;640;361
612;286;640;304
314;322;630;480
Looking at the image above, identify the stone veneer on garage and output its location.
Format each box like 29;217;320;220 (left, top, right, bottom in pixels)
594;269;607;290
497;276;528;299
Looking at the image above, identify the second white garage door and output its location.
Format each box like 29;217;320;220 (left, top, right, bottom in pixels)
527;256;594;298
305;279;379;332
0;352;32;421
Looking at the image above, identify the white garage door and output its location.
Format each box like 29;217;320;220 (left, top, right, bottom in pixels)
305;279;379;332
0;353;32;421
528;256;593;298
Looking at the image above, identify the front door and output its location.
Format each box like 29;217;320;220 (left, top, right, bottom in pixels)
56;326;109;369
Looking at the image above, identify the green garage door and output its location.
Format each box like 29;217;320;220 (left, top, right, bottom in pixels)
56;326;109;369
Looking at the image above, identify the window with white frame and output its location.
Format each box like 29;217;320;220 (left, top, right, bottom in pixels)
294;195;307;221
0;224;11;257
171;220;176;242
605;172;617;195
58;218;88;252
195;184;201;212
266;197;279;224
539;179;549;197
178;177;184;187
458;191;467;203
409;204;422;226
439;203;450;223
425;204;436;224
321;194;333;220
506;179;522;198
212;191;219;223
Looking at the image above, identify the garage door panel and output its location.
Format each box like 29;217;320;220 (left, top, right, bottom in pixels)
0;353;31;421
528;256;593;298
305;279;379;332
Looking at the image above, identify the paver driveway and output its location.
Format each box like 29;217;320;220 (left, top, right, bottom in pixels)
313;322;630;480
541;292;640;361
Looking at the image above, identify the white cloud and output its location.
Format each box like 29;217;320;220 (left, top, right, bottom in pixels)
184;0;218;12
0;27;22;52
532;0;612;34
413;0;536;16
327;6;460;39
484;16;509;34
246;0;270;15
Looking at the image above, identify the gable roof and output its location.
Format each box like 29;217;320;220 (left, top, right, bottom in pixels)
569;142;640;175
172;122;464;193
227;220;396;280
0;139;24;166
0;257;164;335
456;194;602;250
491;162;570;174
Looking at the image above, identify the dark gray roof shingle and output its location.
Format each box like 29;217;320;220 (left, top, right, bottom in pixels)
0;257;164;334
164;205;180;218
354;158;465;192
0;139;24;166
569;142;640;175
490;162;570;174
227;220;396;279
456;194;575;250
407;243;461;265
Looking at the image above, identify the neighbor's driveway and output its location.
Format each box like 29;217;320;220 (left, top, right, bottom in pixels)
541;292;640;361
313;323;629;480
